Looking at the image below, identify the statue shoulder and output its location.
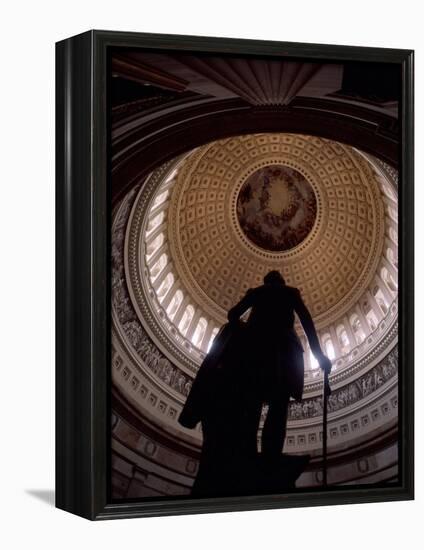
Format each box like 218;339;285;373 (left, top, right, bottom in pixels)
246;286;262;296
285;285;299;293
286;285;302;300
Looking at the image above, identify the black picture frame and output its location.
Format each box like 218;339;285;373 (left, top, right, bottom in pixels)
56;30;414;520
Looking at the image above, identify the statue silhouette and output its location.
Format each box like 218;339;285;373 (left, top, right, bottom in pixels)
227;270;332;459
179;270;331;496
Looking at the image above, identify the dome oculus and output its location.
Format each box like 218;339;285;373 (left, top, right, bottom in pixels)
236;165;317;251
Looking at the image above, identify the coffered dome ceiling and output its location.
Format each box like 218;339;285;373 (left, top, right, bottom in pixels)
121;131;398;386
150;133;385;326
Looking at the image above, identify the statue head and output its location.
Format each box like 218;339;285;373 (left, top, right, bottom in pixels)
263;270;285;286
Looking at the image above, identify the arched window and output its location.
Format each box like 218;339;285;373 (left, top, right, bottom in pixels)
367;315;377;331
362;300;372;316
150;253;167;280
167;290;183;320
381;267;397;292
388;206;398;223
350;314;365;344
192;317;207;348
365;306;378;331
383;184;397;202
164;167;178;183
146;211;165;233
157;273;174;302
389;227;398;245
152;190;169;208
362;299;379;330
336;324;350;355
322;333;335;360
179;305;194;336
373;285;388;314
207;327;219;352
377;297;388;315
387;247;398;268
146;233;164;257
309;349;319;370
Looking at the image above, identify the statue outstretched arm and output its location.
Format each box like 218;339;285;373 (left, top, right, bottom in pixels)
293;289;331;372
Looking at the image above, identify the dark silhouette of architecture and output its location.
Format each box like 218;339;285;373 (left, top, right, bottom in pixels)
179;270;331;496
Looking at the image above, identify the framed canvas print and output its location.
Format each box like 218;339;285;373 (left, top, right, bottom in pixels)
56;30;414;520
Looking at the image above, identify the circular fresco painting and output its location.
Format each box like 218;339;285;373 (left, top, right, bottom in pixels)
236;165;317;251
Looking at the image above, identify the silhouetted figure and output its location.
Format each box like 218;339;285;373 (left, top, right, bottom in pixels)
227;270;332;460
179;270;331;496
179;321;256;495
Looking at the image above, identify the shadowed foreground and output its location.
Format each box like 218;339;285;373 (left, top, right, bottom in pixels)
179;320;311;497
192;453;310;498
